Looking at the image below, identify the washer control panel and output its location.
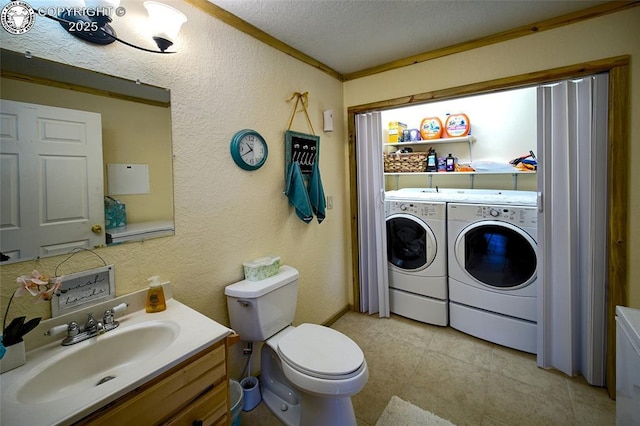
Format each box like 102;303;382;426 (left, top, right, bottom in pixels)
448;203;537;227
386;201;445;220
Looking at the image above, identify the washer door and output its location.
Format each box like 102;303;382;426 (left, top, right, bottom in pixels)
386;213;437;272
455;220;536;289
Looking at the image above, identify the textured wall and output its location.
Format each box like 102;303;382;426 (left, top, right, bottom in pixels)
0;1;350;331
345;7;640;308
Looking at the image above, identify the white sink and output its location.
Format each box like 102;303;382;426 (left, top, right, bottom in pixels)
1;288;233;426
16;321;179;404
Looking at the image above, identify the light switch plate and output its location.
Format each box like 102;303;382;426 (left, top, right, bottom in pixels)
326;195;333;209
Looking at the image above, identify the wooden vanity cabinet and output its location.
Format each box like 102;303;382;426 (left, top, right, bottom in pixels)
75;334;238;426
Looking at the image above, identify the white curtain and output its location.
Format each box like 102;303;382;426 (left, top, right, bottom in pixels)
355;112;390;317
536;74;609;386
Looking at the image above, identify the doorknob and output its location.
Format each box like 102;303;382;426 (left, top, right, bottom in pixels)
91;224;103;234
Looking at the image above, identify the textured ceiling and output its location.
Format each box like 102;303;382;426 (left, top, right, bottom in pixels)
208;0;608;75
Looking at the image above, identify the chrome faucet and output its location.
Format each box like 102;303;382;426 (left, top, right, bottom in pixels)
84;313;105;335
45;303;128;346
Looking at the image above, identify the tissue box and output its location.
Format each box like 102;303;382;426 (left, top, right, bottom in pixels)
243;256;281;281
104;196;126;230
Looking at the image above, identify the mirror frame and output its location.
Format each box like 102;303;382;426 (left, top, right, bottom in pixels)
0;49;170;107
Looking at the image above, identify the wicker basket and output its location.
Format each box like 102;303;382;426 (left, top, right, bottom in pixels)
383;152;427;173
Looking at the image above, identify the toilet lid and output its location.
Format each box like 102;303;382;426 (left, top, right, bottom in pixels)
277;323;364;379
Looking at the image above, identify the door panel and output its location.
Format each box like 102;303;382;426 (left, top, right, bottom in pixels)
0;153;19;228
41;156;89;223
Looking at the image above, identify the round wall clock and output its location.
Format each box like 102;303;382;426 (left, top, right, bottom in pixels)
230;129;268;171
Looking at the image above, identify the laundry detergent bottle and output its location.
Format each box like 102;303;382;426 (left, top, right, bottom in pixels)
146;276;166;313
426;147;438;172
445;153;456;172
444;113;470;138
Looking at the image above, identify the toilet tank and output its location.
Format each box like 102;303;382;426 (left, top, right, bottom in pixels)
225;265;298;341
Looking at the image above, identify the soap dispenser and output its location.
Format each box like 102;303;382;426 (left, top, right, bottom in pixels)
146;276;166;313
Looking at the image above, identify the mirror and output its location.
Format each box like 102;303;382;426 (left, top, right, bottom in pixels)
0;49;174;264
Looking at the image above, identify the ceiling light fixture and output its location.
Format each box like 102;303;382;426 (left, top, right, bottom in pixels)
44;1;187;54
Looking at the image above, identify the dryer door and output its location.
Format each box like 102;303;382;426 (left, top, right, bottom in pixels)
386;213;437;272
455;220;537;289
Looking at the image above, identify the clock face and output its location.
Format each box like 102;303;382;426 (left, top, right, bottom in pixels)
230;130;268;170
239;134;266;167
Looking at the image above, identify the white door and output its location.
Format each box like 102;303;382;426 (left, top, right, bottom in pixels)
0;100;104;262
355;112;389;317
536;74;609;386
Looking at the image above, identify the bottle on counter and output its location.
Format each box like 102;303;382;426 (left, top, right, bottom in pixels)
426;147;438;172
445;153;456;172
146;276;166;313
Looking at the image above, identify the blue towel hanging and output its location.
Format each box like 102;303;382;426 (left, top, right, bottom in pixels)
285;162;313;223
308;161;326;223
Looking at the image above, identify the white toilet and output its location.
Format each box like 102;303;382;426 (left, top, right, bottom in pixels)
225;265;368;426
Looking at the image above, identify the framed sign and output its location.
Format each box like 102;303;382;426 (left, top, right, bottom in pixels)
285;130;320;177
52;265;116;316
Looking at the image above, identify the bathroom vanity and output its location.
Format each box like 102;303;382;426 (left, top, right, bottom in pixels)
1;285;236;426
76;336;233;425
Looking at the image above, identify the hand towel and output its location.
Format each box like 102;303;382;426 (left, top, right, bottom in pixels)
308;161;326;223
285;162;313;223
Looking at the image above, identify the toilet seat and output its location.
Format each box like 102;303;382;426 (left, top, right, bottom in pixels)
277;323;365;380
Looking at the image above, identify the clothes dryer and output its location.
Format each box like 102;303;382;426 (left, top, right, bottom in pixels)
385;195;447;326
447;202;538;353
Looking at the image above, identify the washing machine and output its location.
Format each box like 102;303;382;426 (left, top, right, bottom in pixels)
447;202;538;354
385;194;448;326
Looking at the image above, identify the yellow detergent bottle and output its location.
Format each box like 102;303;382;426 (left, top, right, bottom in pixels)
146;276;166;313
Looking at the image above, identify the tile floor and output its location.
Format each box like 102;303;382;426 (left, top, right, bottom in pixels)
240;312;615;425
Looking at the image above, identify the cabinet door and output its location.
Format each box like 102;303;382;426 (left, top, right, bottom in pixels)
163;381;228;426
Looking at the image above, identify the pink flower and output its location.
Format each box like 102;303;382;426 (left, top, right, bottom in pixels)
15;270;62;302
39;277;62;301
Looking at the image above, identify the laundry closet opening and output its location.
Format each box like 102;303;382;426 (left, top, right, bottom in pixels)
347;56;629;398
381;86;538;193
